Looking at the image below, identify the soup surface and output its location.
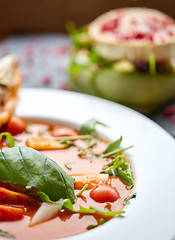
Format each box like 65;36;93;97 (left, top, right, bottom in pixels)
0;117;134;240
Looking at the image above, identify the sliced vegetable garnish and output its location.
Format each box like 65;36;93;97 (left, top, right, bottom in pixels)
30;202;62;226
0;230;15;239
0;132;15;147
79;118;106;137
36;193;124;218
104;137;122;154
0;146;75;202
104;155;134;189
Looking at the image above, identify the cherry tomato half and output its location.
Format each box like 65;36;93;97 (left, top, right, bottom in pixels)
0;187;28;205
90;184;120;203
51;126;78;137
5;116;26;136
0;205;24;221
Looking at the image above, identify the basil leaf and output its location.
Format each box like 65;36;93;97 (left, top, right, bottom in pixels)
104;137;122;154
0;146;75;202
79;118;106;137
0;132;15;147
0;230;15;239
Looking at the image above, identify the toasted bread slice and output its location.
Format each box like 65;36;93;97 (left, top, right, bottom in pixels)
0;55;22;126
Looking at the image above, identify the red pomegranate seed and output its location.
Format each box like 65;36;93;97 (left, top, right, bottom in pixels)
102;18;119;32
171;115;175;123
43;76;51;85
59;83;68;90
164;106;175;117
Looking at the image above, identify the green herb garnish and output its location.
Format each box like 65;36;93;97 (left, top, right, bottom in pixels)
79;118;106;138
104;155;134;189
102;145;133;158
87;218;105;229
0;146;75;202
56;135;91;142
125;193;136;205
0;230;15;239
78;141;96;156
38;192;124;217
65;163;72;170
89;205;124;216
104;137;122;154
86;224;97;229
0;132;15;147
56;135;91;147
99;218;105;224
76;184;88;197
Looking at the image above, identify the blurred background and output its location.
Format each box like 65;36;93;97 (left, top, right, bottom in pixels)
0;0;175;136
0;0;175;34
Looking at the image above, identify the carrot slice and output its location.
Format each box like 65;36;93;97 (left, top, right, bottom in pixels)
26;138;67;150
0;205;25;221
0;187;28;205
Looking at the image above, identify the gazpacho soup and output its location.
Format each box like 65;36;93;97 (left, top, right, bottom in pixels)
0;117;135;240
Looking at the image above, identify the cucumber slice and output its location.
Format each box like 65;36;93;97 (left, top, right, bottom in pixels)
69;66;97;95
94;69;175;108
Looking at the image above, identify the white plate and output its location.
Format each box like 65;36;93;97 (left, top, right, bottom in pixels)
16;88;175;240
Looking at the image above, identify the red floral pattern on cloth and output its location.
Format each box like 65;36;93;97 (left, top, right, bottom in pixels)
0;34;70;89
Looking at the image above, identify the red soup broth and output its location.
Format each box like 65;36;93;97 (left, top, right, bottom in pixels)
0;120;132;240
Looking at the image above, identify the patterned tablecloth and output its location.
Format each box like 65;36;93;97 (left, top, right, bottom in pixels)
0;33;175;137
